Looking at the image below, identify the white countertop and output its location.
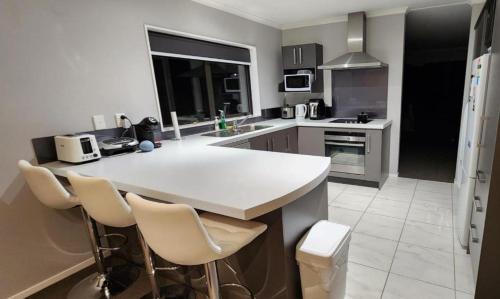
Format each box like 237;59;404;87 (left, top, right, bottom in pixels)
43;117;391;220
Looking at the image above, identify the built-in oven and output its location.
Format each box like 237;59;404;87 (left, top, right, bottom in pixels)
325;131;367;175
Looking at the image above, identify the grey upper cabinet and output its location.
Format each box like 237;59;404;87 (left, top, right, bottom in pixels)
282;43;323;70
282;46;299;70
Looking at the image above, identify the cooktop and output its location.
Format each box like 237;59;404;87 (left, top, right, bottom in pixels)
330;118;372;124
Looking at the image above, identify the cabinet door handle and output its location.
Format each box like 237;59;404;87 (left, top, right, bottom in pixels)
299;47;303;64
474;196;483;212
286;134;290;151
470;224;480;243
476;170;487;183
293;48;297;65
366;134;371;154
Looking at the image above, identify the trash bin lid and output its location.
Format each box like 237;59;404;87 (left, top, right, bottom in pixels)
296;220;351;268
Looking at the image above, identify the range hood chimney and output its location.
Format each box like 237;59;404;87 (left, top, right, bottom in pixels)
319;12;387;70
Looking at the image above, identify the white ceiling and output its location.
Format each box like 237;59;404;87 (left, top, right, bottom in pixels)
192;0;481;29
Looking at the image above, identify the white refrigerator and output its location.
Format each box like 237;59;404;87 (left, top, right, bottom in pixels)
454;53;491;247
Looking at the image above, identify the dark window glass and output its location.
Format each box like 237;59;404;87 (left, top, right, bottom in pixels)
152;55;252;127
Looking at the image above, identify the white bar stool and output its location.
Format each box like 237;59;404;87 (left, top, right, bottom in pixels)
126;193;268;299
67;171;140;298
18;160;135;299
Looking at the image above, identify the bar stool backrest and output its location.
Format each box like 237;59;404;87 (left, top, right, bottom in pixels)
126;193;222;266
67;171;135;228
18;160;78;210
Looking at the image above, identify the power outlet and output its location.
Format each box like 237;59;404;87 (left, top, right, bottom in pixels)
115;113;125;128
92;115;106;130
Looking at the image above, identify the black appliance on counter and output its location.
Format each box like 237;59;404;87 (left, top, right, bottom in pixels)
309;98;326;120
135;117;162;148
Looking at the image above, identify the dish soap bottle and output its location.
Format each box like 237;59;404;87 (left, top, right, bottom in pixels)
218;110;227;130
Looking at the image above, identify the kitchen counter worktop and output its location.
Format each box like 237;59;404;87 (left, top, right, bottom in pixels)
265;117;392;130
43;117;390;220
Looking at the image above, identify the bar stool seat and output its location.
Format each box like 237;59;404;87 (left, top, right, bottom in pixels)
199;212;267;258
126;193;267;299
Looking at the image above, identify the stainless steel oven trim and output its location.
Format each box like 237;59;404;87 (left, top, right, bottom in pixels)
325;135;366;142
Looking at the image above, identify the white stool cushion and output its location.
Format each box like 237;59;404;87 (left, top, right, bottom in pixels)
199;212;267;259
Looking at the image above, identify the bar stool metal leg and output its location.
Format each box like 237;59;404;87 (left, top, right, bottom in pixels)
68;207;138;299
137;227;162;299
136;227;190;299
204;261;220;299
67;208;110;299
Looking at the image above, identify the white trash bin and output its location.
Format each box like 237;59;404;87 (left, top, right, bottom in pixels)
296;220;351;299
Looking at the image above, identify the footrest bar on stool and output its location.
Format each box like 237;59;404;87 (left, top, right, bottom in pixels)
98;233;128;251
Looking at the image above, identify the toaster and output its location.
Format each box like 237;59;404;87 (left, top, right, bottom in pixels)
54;134;101;164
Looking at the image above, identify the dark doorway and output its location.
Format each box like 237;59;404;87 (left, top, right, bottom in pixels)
399;5;472;182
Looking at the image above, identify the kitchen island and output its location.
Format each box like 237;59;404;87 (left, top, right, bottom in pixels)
43;124;331;299
42;117;390;298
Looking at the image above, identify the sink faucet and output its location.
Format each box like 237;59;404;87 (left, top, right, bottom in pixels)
232;115;251;132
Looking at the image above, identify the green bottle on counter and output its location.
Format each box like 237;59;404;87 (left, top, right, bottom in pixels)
218;110;227;129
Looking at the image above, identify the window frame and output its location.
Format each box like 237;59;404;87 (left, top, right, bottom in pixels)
144;25;262;132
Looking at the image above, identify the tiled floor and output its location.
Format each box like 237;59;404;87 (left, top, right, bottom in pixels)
328;177;475;299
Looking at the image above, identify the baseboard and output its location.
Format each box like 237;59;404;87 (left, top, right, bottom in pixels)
389;172;399;178
7;257;95;299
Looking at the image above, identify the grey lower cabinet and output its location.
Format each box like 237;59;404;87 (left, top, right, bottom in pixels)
249;127;298;153
298;127;324;156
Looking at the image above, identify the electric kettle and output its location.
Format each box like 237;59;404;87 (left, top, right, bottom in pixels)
295;104;307;118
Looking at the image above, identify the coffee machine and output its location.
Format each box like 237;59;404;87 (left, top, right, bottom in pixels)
135;117;162;148
308;99;326;120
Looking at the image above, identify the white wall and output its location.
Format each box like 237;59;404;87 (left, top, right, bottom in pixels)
0;0;282;297
282;13;406;175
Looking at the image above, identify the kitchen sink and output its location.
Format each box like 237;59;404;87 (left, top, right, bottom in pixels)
202;125;273;137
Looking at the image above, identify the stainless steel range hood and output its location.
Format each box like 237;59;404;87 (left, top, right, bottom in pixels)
319;12;387;70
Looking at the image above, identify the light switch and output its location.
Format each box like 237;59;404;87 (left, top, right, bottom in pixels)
92;115;106;130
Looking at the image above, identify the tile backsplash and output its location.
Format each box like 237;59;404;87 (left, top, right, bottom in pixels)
332;68;388;118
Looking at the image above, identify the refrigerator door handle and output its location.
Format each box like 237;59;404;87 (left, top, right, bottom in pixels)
476;170;487;183
470;224;480;243
474;196;483;212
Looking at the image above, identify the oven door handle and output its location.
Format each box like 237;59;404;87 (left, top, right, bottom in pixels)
325;141;364;147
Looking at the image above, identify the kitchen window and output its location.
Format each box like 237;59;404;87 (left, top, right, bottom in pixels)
147;28;257;129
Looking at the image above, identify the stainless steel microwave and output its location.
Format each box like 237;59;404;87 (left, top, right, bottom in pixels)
284;73;314;92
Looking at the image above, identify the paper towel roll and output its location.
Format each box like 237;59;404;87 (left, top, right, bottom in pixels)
170;111;182;140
